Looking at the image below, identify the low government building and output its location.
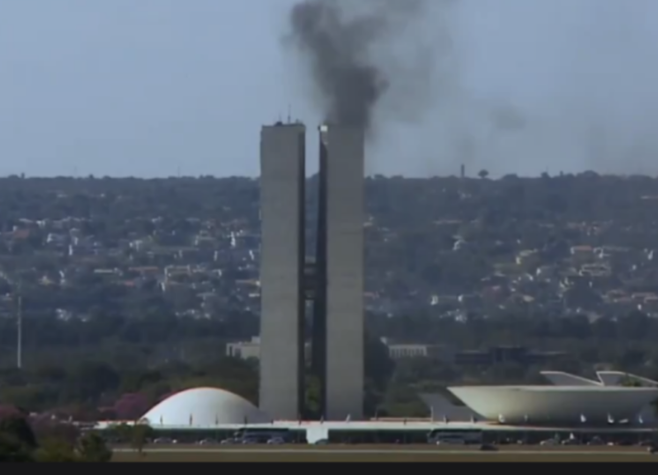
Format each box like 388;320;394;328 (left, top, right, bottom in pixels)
94;370;658;444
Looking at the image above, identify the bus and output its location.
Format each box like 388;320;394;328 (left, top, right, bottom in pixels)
428;429;483;445
232;428;297;443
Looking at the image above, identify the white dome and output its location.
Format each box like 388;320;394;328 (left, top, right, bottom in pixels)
141;387;271;426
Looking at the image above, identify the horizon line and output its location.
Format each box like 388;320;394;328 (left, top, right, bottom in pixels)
0;171;656;180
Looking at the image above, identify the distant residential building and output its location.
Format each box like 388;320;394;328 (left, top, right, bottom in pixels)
226;337;261;360
226;337;311;361
454;346;567;367
380;338;453;361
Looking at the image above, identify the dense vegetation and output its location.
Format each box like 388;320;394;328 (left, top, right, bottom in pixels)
0;410;113;462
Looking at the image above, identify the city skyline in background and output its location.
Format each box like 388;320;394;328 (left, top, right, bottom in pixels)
3;0;658;178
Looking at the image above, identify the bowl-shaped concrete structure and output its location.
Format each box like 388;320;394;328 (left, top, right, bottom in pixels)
448;385;658;425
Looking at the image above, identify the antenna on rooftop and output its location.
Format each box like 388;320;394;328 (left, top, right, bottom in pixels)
287;104;292;124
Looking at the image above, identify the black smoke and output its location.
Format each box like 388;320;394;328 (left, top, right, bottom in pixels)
287;0;430;134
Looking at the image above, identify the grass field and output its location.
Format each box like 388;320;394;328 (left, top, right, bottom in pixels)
111;445;658;462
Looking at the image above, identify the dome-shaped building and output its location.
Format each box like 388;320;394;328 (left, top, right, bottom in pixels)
141;387;271;426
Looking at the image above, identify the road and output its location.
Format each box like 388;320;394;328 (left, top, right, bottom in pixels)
111;444;658;462
112;446;655;456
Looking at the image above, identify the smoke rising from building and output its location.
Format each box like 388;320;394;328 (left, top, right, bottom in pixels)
287;0;435;135
282;0;658;176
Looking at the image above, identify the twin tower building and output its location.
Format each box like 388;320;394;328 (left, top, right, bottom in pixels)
259;122;365;421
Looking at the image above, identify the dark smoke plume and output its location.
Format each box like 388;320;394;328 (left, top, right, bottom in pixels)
287;0;431;134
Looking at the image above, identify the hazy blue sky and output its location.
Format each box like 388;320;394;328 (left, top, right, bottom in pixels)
2;0;658;178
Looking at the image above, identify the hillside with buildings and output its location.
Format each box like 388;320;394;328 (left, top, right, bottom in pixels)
0;172;658;418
